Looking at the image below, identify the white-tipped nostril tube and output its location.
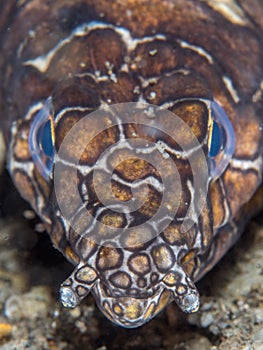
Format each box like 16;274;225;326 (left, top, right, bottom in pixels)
60;263;98;308
162;265;200;313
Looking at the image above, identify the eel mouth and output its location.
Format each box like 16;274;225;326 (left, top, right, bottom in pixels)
92;283;173;328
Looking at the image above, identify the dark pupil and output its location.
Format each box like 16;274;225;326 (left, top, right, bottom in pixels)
209;120;226;158
38;119;54;158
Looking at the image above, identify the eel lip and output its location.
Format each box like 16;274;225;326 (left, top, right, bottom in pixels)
94;286;173;328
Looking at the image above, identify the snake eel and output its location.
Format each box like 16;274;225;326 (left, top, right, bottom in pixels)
0;0;263;328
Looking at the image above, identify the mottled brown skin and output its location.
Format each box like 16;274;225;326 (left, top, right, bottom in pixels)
0;0;263;328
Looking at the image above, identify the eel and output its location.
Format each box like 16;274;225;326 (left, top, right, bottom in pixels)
0;0;263;328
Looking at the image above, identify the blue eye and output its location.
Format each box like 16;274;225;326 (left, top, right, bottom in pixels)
28;97;55;180
208;101;235;179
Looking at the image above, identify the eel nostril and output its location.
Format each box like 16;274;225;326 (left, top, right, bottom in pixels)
162;265;200;314
181;292;200;313
59;263;98;308
60;286;78;308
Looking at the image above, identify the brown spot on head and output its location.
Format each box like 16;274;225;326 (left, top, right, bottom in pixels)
162;222;197;248
151;244;175;272
112;152;157;182
113;303;124;316
109;271;132;289
163;271;179;286
137;277;147;288
75;265;97;284
96;244;123;271
177;284;187;295
162;223;183;245
170;100;209;143
99;213;124;228
96;210;126;238
131;40;180;77
128;253;151;276
76;286;89;297
120;225;154;250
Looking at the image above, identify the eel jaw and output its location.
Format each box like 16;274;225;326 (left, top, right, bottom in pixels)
92;285;172;328
59;262;200;328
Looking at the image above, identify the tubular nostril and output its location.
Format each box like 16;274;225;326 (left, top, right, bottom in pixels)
181;291;200;313
59;263;98;309
60;286;78;308
162;265;200;314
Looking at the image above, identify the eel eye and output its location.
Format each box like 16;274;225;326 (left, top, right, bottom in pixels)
28;97;55;180
208;101;235;179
